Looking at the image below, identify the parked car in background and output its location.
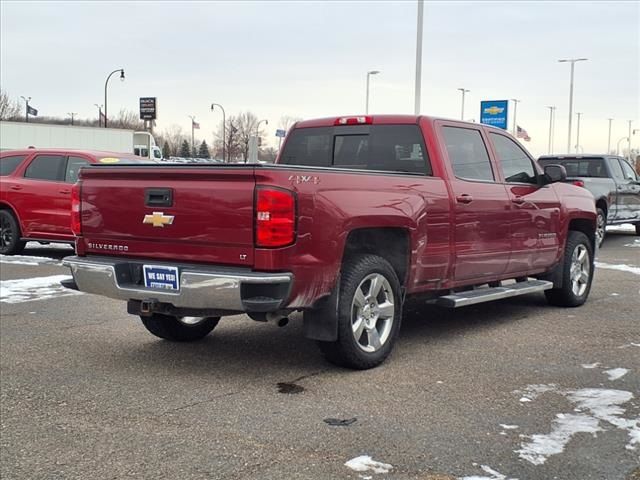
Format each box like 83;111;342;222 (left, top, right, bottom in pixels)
0;149;155;254
538;155;640;246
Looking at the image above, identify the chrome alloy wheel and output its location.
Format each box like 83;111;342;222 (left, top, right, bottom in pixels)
596;212;605;247
351;273;395;353
570;244;590;297
0;215;12;250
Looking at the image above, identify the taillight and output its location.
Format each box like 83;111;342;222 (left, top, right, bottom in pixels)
572;180;585;187
334;116;372;125
71;182;82;236
255;187;296;248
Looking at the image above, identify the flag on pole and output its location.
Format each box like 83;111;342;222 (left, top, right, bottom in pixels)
27;105;38;116
516;125;531;142
192;121;200;129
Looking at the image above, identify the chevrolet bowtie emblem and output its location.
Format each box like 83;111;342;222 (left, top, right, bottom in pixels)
143;212;174;227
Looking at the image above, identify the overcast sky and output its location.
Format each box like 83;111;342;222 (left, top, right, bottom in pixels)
1;0;638;156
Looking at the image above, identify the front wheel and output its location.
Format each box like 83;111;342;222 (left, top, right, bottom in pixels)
545;231;594;307
595;208;606;248
140;314;219;342
316;254;402;370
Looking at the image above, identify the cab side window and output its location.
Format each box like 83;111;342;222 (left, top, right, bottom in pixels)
65;156;90;183
619;159;638;181
442;126;494;181
24;155;66;181
608;158;625;180
490;133;538;184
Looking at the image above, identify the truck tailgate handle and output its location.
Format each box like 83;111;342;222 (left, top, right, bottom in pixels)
456;194;473;204
145;188;173;207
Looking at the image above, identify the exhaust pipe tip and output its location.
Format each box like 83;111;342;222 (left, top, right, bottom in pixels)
266;312;289;328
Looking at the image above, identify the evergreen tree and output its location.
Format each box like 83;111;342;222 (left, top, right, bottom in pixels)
162;141;172;159
179;139;191;157
198;140;210;158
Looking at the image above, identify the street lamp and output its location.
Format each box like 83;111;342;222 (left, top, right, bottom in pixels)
67;112;77;126
616;137;628;156
94;104;103;127
511;99;520;135
628;120;634;162
575;112;582;153
546;106;556;154
607;118;614;154
211;103;226;162
188;115;197;157
558;58;588;153
256;119;268;139
104;68;125;128
20;96;31;123
365;70;380;114
457;88;469;120
414;0;424;114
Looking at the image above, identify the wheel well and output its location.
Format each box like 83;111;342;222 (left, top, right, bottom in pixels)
595;199;607;217
568;218;596;250
343;228;410;285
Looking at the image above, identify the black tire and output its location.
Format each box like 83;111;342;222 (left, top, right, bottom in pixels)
0;210;26;255
545;231;594;307
316;254;402;370
140;314;219;342
635;223;640;236
595;208;606;248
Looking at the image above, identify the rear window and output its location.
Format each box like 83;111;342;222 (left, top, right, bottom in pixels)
279;125;431;175
538;157;608;178
24;155;66;181
0;155;26;176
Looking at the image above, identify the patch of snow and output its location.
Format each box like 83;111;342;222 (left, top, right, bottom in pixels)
595;261;640;276
519;397;532;403
603;368;629;381
344;456;392;475
618;343;640;349
459;464;517;480
25;241;73;250
606;223;635;232
515;384;557;400
500;424;519;430
0;275;81;304
581;363;600;369
610;292;620;296
624;239;640;248
0;254;61;266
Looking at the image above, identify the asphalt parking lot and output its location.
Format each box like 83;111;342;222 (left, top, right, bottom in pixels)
1;232;639;480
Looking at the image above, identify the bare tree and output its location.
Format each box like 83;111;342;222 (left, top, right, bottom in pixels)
213;117;242;162
0;89;22;120
279;115;302;133
110;109;144;130
236;111;267;162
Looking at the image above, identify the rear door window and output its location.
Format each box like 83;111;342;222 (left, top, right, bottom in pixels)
607;158;625;180
490;133;538;184
441;126;494;181
280;125;431;175
619;159;638;181
23;155;66;181
65;156;90;183
0;155;26;176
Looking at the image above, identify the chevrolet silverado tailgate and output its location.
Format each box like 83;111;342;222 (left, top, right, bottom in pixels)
78;165;256;266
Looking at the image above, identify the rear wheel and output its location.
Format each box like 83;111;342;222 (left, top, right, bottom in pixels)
545;231;594;307
140;314;219;342
0;210;26;255
316;254;402;370
595;208;606;248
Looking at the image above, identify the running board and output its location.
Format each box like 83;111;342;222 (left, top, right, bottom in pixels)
436;280;553;308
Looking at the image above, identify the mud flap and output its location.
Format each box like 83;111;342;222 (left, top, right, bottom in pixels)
302;282;340;342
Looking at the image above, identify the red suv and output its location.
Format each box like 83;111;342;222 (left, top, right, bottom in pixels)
0;149;150;255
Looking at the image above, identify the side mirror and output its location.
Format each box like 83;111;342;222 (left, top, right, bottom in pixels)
544;164;567;184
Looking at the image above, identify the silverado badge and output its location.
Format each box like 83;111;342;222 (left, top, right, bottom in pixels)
143;212;174;227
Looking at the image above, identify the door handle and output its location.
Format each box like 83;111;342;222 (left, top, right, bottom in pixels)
512;196;525;205
10;185;22;191
456;194;473;204
59;189;71;194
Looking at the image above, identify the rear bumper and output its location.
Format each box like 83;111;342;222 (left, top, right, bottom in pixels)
62;255;293;313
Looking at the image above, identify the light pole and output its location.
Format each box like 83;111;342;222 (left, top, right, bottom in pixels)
94;104;103;127
104;68;125;128
558;58;588;153
616;137;628;156
365;70;380;114
547;106;556;154
458;88;469;120
607;118;613;154
188;115;197;157
256;119;268;139
511;99;520;135
628;120;634;161
575;112;582;153
211;103;226;162
20;96;31;123
414;0;424;114
67;112;77;126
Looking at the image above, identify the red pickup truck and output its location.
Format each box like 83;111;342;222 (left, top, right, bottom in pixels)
63;115;597;369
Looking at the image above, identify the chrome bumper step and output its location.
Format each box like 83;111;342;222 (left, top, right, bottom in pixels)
436;280;553;308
